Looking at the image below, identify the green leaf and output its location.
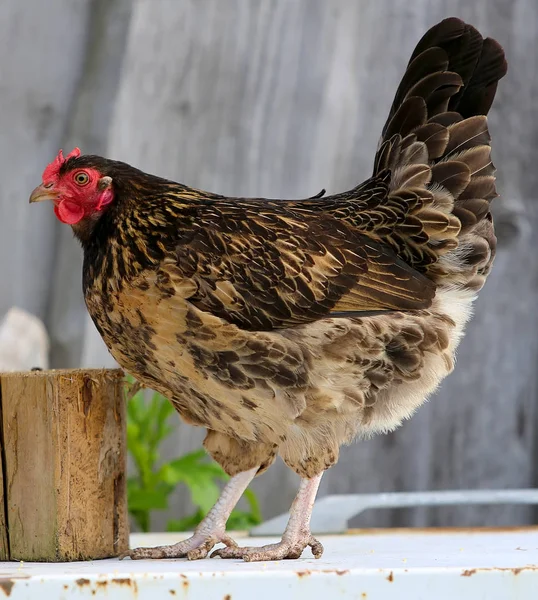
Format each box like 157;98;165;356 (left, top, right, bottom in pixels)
196;462;229;480
243;488;262;523
125;379;263;535
157;463;186;487
227;510;259;530
166;511;203;532
126;387;147;425
168;449;207;469
188;479;221;514
126;422;140;444
128;487;170;512
156;393;175;427
174;452;227;478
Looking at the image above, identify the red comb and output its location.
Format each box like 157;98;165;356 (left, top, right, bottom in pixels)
42;147;81;182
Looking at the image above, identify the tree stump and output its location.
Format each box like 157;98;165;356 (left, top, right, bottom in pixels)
0;369;129;561
0;432;7;561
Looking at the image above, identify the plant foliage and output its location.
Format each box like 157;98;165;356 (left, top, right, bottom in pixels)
125;379;262;532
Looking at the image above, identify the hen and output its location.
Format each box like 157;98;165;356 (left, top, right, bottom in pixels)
30;18;506;561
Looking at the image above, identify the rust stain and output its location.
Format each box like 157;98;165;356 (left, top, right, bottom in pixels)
462;568;476;577
169;591;176;596
461;566;538;577
387;571;394;582
71;577;140;593
179;572;189;590
0;581;14;597
297;568;349;577
224;595;232;600
112;578;134;586
321;569;349;576
296;569;349;578
361;594;367;599
113;578;139;594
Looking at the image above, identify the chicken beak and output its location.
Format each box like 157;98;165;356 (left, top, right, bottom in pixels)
29;184;59;204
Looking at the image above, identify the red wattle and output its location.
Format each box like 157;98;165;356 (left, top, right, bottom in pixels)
96;188;114;210
54;200;85;225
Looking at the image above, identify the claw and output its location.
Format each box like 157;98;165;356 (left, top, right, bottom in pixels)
308;536;324;559
121;531;237;560
211;474;325;562
121;530;243;561
210;535;324;561
121;468;259;561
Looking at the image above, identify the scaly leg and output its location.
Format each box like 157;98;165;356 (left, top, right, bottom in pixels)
125;466;258;560
212;473;324;561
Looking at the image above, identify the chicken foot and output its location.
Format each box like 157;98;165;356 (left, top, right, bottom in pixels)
125;466;258;560
212;473;324;561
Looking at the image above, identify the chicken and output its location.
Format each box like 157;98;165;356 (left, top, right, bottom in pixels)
30;18;506;561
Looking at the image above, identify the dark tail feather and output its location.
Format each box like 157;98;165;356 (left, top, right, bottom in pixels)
373;18;507;291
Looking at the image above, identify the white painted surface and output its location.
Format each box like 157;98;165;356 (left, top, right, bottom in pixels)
0;529;536;599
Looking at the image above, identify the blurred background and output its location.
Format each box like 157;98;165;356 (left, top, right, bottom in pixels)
1;0;537;530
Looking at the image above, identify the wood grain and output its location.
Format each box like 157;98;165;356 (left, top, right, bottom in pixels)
0;369;128;561
0;387;9;560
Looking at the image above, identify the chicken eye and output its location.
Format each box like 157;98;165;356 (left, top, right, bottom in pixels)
74;171;90;186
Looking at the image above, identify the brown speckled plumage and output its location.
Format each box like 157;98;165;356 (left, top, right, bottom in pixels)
34;18;507;560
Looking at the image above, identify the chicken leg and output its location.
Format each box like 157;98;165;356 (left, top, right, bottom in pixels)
212;473;324;561
126;466;258;560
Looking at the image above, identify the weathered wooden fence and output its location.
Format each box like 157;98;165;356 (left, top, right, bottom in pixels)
1;0;537;529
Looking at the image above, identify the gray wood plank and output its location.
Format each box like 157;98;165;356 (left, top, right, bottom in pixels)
0;0;92;320
47;0;134;368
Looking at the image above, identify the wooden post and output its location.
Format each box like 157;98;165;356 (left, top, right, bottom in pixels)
0;405;8;561
0;369;129;562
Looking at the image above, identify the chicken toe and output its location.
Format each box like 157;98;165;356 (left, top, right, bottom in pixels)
122;467;258;561
212;473;323;561
211;534;323;561
126;530;238;560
